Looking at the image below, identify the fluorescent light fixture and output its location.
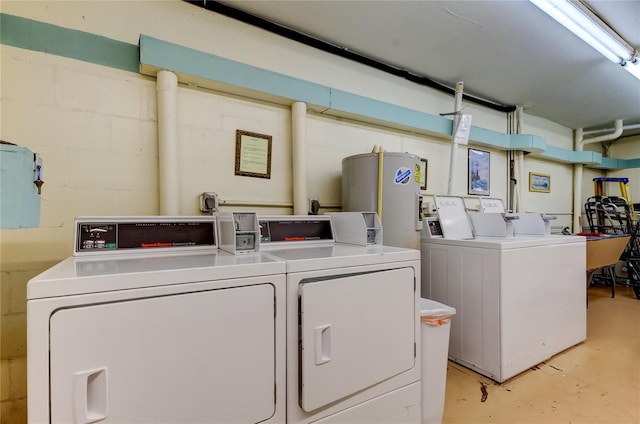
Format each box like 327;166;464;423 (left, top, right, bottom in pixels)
530;0;634;64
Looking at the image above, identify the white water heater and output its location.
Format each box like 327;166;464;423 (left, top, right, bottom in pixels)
342;152;423;249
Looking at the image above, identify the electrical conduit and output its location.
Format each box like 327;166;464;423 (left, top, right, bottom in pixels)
156;70;180;215
447;82;464;195
292;102;307;215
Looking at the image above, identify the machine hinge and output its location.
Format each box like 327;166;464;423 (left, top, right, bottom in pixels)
274;296;277;318
414;342;417;358
274;384;277;404
414;276;416;292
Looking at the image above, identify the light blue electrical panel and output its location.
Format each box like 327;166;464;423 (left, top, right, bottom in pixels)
0;143;43;229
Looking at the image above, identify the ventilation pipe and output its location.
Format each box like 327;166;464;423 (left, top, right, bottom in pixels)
447;82;464;195
292;102;307;215
572;119;623;232
156;70;180;215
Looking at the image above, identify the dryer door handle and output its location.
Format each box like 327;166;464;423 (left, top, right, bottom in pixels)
314;324;332;365
74;367;108;423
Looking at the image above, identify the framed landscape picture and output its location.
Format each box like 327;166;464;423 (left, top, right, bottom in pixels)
468;148;490;196
529;172;550;193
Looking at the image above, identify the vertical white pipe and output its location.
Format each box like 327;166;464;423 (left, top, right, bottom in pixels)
516;152;524;213
514;106;524;213
156;70;179;215
292;102;307;215
572;119;622;232
377;150;384;220
572;128;585;232
447;82;464;195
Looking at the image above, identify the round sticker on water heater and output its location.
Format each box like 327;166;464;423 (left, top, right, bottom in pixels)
394;167;412;185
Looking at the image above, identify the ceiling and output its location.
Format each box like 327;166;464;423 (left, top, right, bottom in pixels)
204;0;640;139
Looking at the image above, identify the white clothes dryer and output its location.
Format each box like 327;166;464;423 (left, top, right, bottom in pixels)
259;215;422;423
27;216;286;424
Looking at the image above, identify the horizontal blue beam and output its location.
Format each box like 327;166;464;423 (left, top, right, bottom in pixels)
1;17;636;169
328;89;453;135
140;35;639;168
1;13;138;72
139;34;331;108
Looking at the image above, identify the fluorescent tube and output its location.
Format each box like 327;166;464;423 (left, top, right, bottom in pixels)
530;0;633;63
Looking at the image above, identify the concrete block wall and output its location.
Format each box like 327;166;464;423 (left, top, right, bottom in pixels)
0;47;159;423
0;2;604;422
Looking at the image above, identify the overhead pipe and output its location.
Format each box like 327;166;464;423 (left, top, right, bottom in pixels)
193;1;517;114
156;70;180;215
447;82;464;195
583;123;640;135
292;102;307;215
572;119;623;232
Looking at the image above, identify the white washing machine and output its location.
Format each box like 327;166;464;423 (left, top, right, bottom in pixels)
27;216;286;424
478;197;558;237
258;214;422;423
421;196;586;383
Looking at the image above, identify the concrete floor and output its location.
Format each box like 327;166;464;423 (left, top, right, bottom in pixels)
442;285;640;424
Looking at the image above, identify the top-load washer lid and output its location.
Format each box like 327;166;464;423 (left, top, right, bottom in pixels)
468;213;517;237
434;195;474;239
479;197;506;213
512;213;549;235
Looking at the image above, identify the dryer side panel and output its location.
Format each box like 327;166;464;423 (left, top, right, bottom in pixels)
50;284;277;423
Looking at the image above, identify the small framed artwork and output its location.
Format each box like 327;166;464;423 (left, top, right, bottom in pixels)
235;130;272;179
468;148;490;196
418;158;428;190
529;172;551;193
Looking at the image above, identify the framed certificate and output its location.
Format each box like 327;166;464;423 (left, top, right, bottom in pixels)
235;130;272;179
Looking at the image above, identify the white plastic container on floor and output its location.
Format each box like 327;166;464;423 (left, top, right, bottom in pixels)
420;298;456;424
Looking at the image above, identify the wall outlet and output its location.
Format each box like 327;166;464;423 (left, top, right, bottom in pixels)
199;192;219;213
308;197;320;215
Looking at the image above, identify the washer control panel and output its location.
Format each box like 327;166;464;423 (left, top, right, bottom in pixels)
422;217;443;238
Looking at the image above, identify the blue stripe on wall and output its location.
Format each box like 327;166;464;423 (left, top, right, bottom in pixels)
1;13;138;72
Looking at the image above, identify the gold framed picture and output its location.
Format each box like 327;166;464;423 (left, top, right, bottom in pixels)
529;172;550;193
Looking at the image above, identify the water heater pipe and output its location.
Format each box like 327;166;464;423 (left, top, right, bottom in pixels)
447;82;464;195
156;70;180;215
292;102;307;215
572;119;623;232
